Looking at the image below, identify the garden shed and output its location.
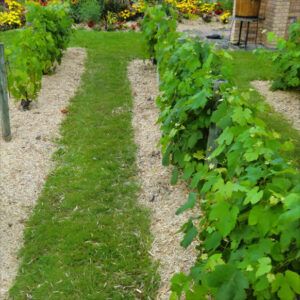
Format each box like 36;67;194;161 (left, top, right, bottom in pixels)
231;0;300;46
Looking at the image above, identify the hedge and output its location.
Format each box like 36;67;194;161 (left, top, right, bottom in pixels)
142;5;300;300
6;1;72;109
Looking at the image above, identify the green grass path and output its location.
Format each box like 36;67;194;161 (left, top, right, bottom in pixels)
9;31;159;299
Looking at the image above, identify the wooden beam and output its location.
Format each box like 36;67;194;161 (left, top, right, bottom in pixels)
0;43;12;142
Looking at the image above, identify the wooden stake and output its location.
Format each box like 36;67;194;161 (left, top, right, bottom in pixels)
0;43;11;142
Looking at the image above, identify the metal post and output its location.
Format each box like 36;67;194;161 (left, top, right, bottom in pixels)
237;20;243;46
0;43;11;142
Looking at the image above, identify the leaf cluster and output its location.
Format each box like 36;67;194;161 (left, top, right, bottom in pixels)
269;21;300;90
141;3;177;60
7;1;73;102
142;5;300;300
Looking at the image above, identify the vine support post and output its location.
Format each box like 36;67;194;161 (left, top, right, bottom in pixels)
0;43;11;142
206;80;227;164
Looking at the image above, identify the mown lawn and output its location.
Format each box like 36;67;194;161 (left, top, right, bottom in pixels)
2;30;159;299
224;50;300;166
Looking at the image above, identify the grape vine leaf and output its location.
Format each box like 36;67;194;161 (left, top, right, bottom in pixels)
232;107;252;126
285;271;300;294
207;265;248;300
176;192;197;215
217;127;234;146
181;220;198;248
209;201;239;237
244;187;263;205
204;231;222;250
256;257;272;278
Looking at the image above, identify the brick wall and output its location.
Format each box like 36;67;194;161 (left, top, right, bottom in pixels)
289;0;300;28
230;0;300;47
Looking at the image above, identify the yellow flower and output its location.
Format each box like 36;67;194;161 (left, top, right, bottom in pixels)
220;10;231;24
0;0;23;28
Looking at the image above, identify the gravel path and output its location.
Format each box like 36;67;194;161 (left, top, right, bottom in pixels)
177;18;231;48
252;81;300;131
0;48;86;299
129;60;197;300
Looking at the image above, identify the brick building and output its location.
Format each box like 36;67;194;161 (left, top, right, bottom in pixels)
231;0;300;46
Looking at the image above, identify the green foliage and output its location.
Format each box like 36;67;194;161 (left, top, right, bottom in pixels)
7;1;72;104
79;0;103;23
69;0;83;23
7;28;43;102
143;5;300;299
103;0;130;14
70;0;127;26
269;21;300;90
215;0;233;11
141;4;177;59
26;1;73;68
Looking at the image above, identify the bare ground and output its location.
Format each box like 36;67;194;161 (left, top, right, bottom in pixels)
177;17;230;36
252;80;300;131
128;60;197;300
0;48;86;299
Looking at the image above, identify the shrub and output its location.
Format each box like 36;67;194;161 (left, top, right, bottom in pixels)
269;21;300;90
103;0;129;14
143;5;300;300
7;27;43;108
141;4;177;60
79;0;103;23
26;1;73;69
7;1;73;108
69;0;82;23
217;0;233;11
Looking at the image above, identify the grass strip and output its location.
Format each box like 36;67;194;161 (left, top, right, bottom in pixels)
8;31;159;299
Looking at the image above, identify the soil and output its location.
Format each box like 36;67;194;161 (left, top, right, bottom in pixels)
128;60;197;300
0;48;87;299
252;81;300;131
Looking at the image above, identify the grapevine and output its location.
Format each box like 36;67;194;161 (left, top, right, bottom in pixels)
142;5;300;299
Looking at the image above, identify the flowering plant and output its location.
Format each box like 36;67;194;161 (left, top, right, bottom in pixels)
118;0;145;21
214;2;223;15
220;10;231;23
199;2;215;14
118;8;134;20
0;0;24;30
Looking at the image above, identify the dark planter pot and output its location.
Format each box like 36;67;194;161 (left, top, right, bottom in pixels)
87;21;95;28
215;9;223;15
21;99;31;111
